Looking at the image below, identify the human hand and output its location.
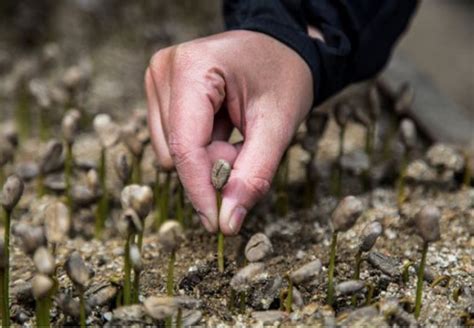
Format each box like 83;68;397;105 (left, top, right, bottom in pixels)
145;30;313;235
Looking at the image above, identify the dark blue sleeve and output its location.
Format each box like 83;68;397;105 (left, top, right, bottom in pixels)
223;0;418;105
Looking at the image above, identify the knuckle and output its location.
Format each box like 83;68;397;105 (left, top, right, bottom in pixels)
244;176;271;199
149;48;172;72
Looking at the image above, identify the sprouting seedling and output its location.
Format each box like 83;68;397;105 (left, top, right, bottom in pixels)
129;243;143;304
121;184;154;249
120;208;142;305
44;201;71;255
153;162;172;229
0;238;6;327
114;151;132;187
28;78;52;141
65;251;91;328
121;184;152;304
352;221;383;305
93;114;121;238
158;220;184;296
352;106;374;191
414;205;441;319
33;247;56;327
122;115;149;184
0;136;15;187
367;84;381;158
211;159;231;273
397;118;417;208
32;274;54;328
1;174;24;327
327;195;363;306
302;111;329;208
332;102;353;198
61;109;81;213
37;139;63;197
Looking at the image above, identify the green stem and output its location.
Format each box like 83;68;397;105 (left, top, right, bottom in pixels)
37;173;45;197
217;191;225;273
132;270;140;304
65;142;74;214
336;128;345;199
154;169;161;228
239;292;246;314
351;250;363;306
176;308;182;328
167;251;175;296
0;168;4;188
397;151;409;208
38;107;51;142
414;242;428;319
304;153;316;209
365;283;374;306
402;260;412;284
176;181;184;225
463;152;471;188
79;288;86;328
95;147;108;239
123;235;132;305
132;154;143;184
0;270;4;327
2;209;11;328
159;173;171;228
327;232;338;306
16;82;31;142
276;151;289;216
284;275;293;313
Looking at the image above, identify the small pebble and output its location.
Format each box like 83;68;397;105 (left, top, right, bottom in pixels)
251;310;287;324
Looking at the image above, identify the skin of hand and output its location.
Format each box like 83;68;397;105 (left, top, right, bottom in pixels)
145;30;313;235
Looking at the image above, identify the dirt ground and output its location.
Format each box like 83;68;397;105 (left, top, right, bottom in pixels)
0;1;473;327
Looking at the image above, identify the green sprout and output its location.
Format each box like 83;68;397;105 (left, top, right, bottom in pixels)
32;274;54;328
158;220;184;296
1;175;24;327
352;221;382;305
275;150;289;216
129;243;143;304
327;196;363;306
37;139;63;197
61;109;81;213
414;205;441;319
211;159;231;273
93;114;121;238
32;247;56;328
64;251;91;328
397;118;417;208
302;111;328;208
331;102;353;198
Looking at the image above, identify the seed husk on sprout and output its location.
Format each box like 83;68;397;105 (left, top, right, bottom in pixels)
158;220;184;296
37;139;63;197
413;205;441;318
115;151;132;187
397;118;417;208
211;159;231;273
65;251;90;328
1;174;24;327
122;116;149;184
332;102;353;198
32;274;54;327
327;196;363;306
33;247;55;276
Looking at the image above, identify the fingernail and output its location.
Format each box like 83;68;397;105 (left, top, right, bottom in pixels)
228;206;247;234
198;212;216;233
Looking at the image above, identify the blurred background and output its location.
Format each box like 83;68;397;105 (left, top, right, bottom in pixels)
0;0;472;134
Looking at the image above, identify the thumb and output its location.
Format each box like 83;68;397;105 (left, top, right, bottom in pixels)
219;115;294;235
